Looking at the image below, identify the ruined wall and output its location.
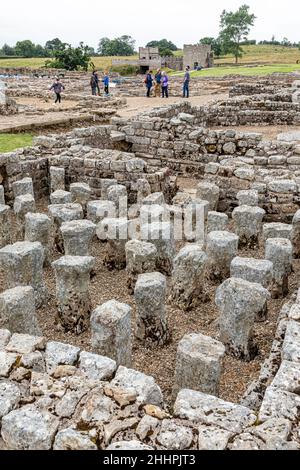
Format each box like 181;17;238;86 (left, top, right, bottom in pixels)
183;44;213;69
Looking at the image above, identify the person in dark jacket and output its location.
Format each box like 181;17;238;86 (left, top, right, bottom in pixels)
183;66;190;98
90;71;99;96
50;78;65;104
102;71;109;96
161;71;169;98
154;68;162;97
145;70;153;97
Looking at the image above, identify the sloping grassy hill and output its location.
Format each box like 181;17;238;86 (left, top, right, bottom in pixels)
0;45;299;76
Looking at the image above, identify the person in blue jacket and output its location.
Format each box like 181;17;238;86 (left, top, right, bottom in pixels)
145;70;153;97
102;71;110;96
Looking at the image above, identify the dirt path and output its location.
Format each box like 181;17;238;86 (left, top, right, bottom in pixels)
117;94;228;118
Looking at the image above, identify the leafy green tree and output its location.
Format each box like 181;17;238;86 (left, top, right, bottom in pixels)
34;44;47;57
98;35;135;56
45;42;92;71
15;40;36;57
146;39;178;54
219;4;256;63
199;37;222;57
159;48;174;57
45;38;66;54
0;44;15;56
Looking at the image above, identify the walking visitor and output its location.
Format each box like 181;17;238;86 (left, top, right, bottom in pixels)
50;78;65;104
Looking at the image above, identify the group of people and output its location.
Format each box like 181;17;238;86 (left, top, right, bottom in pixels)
49;71;110;104
90;70;110;96
144;66;191;99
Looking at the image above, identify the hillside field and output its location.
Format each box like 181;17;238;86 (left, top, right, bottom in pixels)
0;45;300;77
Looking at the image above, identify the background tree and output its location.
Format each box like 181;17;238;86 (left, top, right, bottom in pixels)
15;40;37;57
146;39;178;54
199;37;222;57
0;44;16;56
98;35;135;56
219;4;256;63
45;42;92;71
45;38;66;54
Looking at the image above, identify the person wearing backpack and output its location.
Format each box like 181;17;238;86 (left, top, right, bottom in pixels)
145;70;153;97
161;71;169;98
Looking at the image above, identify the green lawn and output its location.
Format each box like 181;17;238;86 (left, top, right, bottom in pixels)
172;63;300;78
0;133;33;153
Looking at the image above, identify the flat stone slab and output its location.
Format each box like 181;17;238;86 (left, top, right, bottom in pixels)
174;389;256;433
79;351;116;381
110;366;163;406
5;334;45;355
277;131;300;142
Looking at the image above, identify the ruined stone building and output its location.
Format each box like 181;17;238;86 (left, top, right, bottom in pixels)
183;44;214;69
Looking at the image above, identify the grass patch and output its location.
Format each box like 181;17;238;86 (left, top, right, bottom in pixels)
172;63;300;78
0;133;33;153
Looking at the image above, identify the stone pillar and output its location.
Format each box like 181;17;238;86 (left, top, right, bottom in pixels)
173;333;225;397
0;185;5;205
0;241;47;308
25;212;53;266
125;240;157;293
230;256;273;321
134;272;169;346
50;167;65;193
14;194;36;240
0;286;40;335
52;256;95;334
265;238;293;298
170;245;208;310
206;231;239;282
90;299;132;367
50;190;72;205
207;211;228;233
232;206;265;247
48;203;83;252
196;182;219;211
0;205;11;248
99;217;129;269
292;210;300;258
70;183;91;213
216;277;269;360
12;177;34;198
100;178;117;199
107;184;127;216
237;190;259;207
142;192;165;206
230;257;273;289
140;222;175;275
87;200;115;224
262;223;292;244
60;220;96;256
136;178;151;203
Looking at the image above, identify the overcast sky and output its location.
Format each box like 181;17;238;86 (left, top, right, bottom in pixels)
1;0;299;48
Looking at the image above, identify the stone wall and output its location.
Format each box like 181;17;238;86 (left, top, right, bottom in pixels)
0;126;175;205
